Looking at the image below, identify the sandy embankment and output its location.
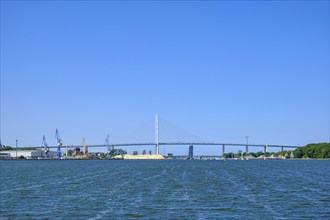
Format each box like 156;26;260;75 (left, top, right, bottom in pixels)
113;154;164;160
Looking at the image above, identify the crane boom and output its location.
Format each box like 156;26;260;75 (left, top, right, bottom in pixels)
105;134;112;151
42;135;49;158
82;137;88;159
55;129;62;158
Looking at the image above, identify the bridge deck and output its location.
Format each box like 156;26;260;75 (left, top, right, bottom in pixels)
31;142;300;149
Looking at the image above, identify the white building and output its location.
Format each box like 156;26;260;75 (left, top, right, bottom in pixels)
0;149;57;159
0;153;10;159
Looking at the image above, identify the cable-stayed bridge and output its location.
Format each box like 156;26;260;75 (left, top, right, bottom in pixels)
30;114;300;156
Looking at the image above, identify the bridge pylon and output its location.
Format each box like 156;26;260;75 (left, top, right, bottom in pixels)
155;114;159;155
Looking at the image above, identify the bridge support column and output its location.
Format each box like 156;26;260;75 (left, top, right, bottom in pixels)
264;145;268;160
281;146;284;152
222;144;225;157
155;144;159;155
188;145;193;159
155;114;159;155
245;145;249;159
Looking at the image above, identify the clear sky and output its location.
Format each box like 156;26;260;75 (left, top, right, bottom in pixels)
1;1;329;155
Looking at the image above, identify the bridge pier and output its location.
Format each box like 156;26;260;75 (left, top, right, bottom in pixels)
245;145;249;158
222;144;225;157
281;146;284;152
264;145;268;160
155;114;159;155
188;145;193;159
155;144;159;155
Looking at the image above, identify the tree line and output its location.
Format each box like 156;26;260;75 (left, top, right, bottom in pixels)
0;146;37;151
293;143;329;159
223;142;329;159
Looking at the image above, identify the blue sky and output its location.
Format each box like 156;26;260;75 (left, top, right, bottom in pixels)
1;1;329;155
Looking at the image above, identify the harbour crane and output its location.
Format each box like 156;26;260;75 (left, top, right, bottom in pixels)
82;137;88;159
55;129;62;158
42;135;49;158
105;134;112;152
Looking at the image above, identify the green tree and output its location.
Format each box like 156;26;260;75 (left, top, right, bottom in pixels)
256;151;263;158
142;150;146;155
108;149;127;158
293;143;330;159
133;151;138;155
294;148;303;158
284;150;291;159
249;152;256;158
0;146;13;151
225;152;235;158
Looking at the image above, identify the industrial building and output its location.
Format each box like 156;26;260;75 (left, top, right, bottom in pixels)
0;153;10;159
0;149;57;159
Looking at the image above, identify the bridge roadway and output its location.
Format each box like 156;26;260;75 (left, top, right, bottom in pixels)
32;142;300;149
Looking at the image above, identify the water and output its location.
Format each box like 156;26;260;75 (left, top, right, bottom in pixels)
0;160;329;219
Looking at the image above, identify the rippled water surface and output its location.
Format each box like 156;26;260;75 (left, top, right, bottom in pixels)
1;160;329;219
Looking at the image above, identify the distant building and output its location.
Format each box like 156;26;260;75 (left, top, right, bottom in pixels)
73;147;82;156
0;149;56;159
188;145;193;159
0;153;10;159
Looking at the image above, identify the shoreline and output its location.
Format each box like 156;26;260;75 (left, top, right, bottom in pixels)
1;158;329;161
